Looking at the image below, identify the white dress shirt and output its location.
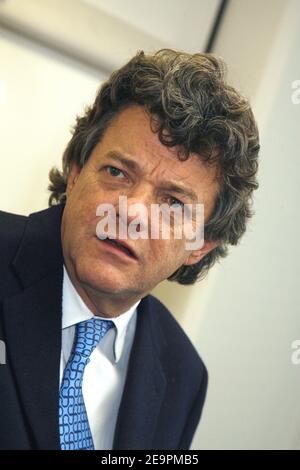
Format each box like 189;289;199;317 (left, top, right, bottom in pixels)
60;266;140;450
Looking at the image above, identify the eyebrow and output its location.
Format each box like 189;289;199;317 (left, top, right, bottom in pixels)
159;183;198;203
104;151;140;172
104;150;198;202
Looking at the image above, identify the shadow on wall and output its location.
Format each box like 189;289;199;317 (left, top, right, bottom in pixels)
152;279;207;323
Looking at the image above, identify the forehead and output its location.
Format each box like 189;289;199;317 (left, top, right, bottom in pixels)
90;105;220;205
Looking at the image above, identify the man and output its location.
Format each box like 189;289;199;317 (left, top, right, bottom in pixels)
0;49;259;450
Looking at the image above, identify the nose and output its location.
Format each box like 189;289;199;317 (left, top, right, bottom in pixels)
117;187;153;236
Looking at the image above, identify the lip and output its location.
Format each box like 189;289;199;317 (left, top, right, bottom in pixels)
97;237;138;261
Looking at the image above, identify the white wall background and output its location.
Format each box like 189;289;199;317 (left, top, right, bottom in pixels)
84;0;220;51
189;0;300;450
0;0;299;450
0;27;102;214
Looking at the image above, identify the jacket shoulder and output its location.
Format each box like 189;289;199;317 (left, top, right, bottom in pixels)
0;210;28;290
147;294;208;380
0;210;27;256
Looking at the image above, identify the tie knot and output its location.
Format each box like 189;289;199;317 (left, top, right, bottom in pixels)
73;318;114;358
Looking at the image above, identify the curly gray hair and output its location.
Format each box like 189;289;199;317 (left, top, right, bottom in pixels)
48;48;260;285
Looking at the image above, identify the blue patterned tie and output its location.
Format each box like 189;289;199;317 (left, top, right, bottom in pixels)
59;318;114;450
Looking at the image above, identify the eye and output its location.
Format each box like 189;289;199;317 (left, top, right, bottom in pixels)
106;166;126;179
168;197;185;208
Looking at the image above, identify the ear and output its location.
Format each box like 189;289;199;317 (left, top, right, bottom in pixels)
66;161;81;197
183;239;219;266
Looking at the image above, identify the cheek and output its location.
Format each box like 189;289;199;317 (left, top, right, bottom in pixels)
151;238;187;266
63;200;93;248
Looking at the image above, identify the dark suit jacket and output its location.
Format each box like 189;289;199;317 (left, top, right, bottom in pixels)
0;203;208;450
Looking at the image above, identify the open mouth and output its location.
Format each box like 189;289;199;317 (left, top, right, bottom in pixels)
102;237;137;259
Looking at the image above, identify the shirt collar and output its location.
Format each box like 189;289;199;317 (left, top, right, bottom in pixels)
62;265;140;363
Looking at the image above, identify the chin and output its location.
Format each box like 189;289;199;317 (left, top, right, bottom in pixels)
75;256;131;295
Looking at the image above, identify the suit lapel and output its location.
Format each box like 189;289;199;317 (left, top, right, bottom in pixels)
2;269;63;449
113;296;167;450
2;204;65;449
2;203;167;450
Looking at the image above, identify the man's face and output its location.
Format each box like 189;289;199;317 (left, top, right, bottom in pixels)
61;105;219;303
